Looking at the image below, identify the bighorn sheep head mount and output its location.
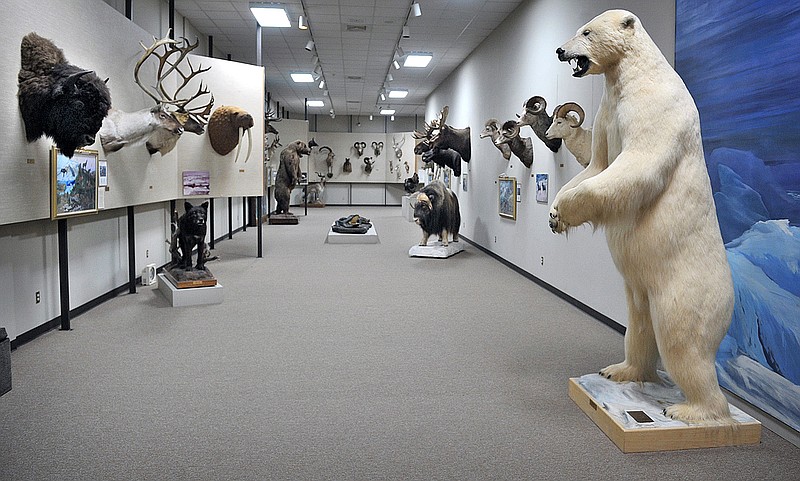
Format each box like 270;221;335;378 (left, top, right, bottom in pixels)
412;105;471;162
371;141;384;156
363;157;375;174
319;146;335;178
496;120;534;168
353;141;367;157
207;105;254;162
545;102;591;167
392;135;406;158
516;96;561;153
18;32;112;158
480;118;512;160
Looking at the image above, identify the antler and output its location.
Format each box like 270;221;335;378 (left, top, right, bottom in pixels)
134;32;180;105
157;37;214;126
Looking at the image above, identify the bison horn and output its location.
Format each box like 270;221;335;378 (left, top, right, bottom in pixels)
56;70;93;96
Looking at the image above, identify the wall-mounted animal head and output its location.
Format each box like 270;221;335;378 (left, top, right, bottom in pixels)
496;120;534;168
371;141;384;156
353;141;367;157
208;105;254;162
363;157;375;174
413;105;471;162
392;135;406;158
319;146;335;177
343;157;352;173
404;172;420;193
480;118;512;160
545;102;591;167
516;96;561;152
18;32;112;158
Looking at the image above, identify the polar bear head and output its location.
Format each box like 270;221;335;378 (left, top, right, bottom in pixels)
556;9;641;77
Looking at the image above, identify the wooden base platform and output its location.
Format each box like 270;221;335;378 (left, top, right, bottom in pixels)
162;267;217;288
157;273;224;307
269;213;299;225
569;373;761;453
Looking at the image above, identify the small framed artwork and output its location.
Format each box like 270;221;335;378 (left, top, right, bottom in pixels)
442;169;451;189
536;173;549;203
51;147;99;219
462;172;468;192
498;176;517;220
98;160;108;187
183;170;210;196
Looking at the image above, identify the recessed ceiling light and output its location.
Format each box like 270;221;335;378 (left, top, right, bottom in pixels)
388;89;408;99
380;109;395;115
306;100;324;107
404;53;432;68
291;73;314;83
249;4;291;27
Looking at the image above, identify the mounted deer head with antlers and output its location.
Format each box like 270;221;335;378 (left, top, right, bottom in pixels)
392;135;405;159
99;31;214;156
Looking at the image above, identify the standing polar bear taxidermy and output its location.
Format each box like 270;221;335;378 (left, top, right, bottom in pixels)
550;10;734;423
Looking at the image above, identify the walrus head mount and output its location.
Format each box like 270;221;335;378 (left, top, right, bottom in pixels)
207;105;254;162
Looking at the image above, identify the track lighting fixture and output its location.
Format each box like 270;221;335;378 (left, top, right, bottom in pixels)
402;25;410;38
298;15;307;29
393;59;401;70
412;2;422;17
305;40;314;51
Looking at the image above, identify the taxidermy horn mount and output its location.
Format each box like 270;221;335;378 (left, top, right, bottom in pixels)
208;105;254;162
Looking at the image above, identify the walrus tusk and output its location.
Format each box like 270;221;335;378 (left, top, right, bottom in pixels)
234;126;244;162
233;126;252;163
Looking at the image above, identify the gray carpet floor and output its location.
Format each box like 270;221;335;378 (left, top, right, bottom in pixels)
1;206;798;481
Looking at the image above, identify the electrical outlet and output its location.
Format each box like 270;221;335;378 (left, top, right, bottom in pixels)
494;236;497;243
35;291;41;304
146;249;149;258
541;257;545;266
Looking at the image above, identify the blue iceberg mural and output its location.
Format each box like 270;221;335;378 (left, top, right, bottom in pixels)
676;0;800;431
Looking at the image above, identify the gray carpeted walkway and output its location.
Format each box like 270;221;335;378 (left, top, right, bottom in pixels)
1;206;798;480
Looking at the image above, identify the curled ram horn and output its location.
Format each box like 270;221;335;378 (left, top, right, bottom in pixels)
207;105;254;163
524;96;546;115
554;102;585;128
354;141;367;157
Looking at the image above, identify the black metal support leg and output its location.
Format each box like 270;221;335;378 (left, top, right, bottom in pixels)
57;219;70;331
127;206;136;294
209;198;215;250
257;195;263;258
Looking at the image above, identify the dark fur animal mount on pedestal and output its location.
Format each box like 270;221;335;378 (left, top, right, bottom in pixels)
169;201;209;271
413;180;461;247
18;32;112;158
273;140;311;215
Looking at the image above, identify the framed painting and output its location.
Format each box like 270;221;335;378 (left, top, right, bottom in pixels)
50;147;98;219
676;0;800;432
536;173;548;203
183;170;210;196
498;176;516;220
98;160;108;187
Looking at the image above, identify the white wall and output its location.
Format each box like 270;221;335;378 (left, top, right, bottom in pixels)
427;0;676;326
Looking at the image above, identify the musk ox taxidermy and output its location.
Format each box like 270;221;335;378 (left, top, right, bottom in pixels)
18;32;111;158
413;180;461;246
208;105;254;162
273;140;311;215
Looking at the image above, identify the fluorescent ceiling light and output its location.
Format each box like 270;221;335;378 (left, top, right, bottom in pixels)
380;109;395;115
250;5;291;27
388;89;408;98
306;100;324;107
291;73;314;82
404;53;432;68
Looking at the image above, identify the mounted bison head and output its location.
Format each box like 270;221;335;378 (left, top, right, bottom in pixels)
18;32;111;158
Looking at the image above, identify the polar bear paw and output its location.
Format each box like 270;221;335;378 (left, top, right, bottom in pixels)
599;362;658;383
663;402;731;424
549;205;567;233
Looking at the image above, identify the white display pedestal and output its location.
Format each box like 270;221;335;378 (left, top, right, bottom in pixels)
408;241;464;258
569;373;761;453
326;225;379;244
157;273;224;307
401;195;415;222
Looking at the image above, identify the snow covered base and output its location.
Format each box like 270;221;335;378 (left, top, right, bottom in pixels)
408;241;464;258
569;372;761;452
